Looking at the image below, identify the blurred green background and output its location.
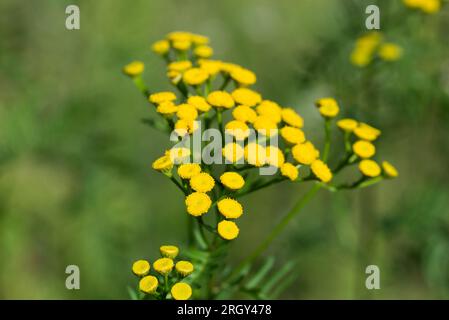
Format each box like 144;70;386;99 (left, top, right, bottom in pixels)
1;0;448;299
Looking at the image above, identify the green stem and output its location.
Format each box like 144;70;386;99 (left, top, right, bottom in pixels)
229;183;322;279
323;119;331;162
169;176;187;195
133;76;150;98
219;74;231;90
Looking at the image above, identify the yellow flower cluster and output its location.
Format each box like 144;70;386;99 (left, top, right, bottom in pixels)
350;32;402;67
403;0;441;14
132;245;194;300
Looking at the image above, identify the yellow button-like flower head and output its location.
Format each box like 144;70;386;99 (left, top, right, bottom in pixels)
175;261;194;277
359;159;381;177
132;260;150;277
222;143;244;163
281;108;304;128
225;120;250;140
178;163;202;179
230;67;256;86
188;96;211;113
378;43;402;61
185;192;212;216
337;118;358;132
232;105;258;123
207;91;235;109
253;116;278;137
194;45;213;58
177;103;198;120
160;245;179;259
220;172;245;190
382;161;398;178
316;98;340;118
292;141;319;165
231;88;262;107
156;101;178;117
217;220;240;240
266;146;285;167
244;143;266;167
280;126;306;145
152;40;170;55
153;257;174;275
139;275;158;294
354;123;381;141
256;100;282;124
311;160;332;183
353;140;376;159
183;68;209;86
149;91;177;105
171;282;192;300
217;198;243;219
281;163;299;181
190;172;215;193
168;60;192;72
123;61;144;77
152;155;174;172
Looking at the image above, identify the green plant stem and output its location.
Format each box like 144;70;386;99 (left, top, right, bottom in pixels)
217;110;225;146
220;74;231;90
229;183;322;279
169;176;187;195
133;76;150;98
323;119;331;162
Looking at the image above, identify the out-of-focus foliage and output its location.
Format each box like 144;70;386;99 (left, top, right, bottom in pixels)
0;0;448;299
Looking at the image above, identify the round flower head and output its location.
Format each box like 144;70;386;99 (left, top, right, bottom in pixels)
382;161;398;178
220;62;241;74
156;101;178;117
280;126;306;145
232;105;258;123
231;88;262;107
217;220;240;240
175;119;199;135
217;198;243;219
353;140;376;159
160;245;179;259
222;143;244;163
177;103;198;120
230;67;256;86
220;172;245;190
281;163;299;181
198;59;222;76
171;282;192;300
378;43;402;61
188;96;211;113
244;143;266;167
207;91;235;109
194;45;213;58
153;258;174;275
225;120;250;140
311;160;332;183
281;108;304;128
185;192;212;216
152;155;173;172
190;172;215;193
183;68;209;86
359;159;381;177
316;98;339;118
253;116;278;137
256;100;282;124
139;275;158;294
419;0;441;14
123;61;144;77
178;163;201;179
292;141;319;165
132;260;150;277
354;123;381;141
266;146;285;167
337;118;358;132
191;33;209;45
149;91;177;104
350;32;382;67
167;31;192;42
168;60;192;72
167;147;191;164
173;39;191;51
175;261;194;277
152;40;170;55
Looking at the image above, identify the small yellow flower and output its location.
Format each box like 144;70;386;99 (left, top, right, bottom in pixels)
152;155;173;172
350;32;382;67
160;245;179;259
178;163;202;179
198;59;222;76
292;141;319;165
359;159;381;177
311;160;332;183
231;88;262;107
153;257;174;275
281;163;299;181
354;123;381;141
225;120;250;140
266;146;285;167
167;147;191;163
185;192;212;216
168;60;192;72
353;140;376;159
230;67;256;86
256;100;282;124
232;105;258;123
175;119;199;135
337;118;358;132
175;261;194;277
194;45;214;58
220;62;241;74
149;91;177;104
167;31;192;42
316;98;339;118
171;282;192;300
253;116;278;137
123;61;144;77
139;275;158;294
191;33;209;45
378;43;402;61
207;91;235;109
217;220;240;240
156;101;178;117
188;96;211;113
173;39;191;51
420;0;441;13
217;198;243;219
244;143;266;167
183;68;209;86
132;260;150;276
280;126;306;145
220;172;245;190
222;143;245;163
177;103;198;120
152;40;170;55
382;161;399;178
281;108;304;128
190;172;215;193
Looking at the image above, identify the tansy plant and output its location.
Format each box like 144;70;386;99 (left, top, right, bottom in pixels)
123;31;399;299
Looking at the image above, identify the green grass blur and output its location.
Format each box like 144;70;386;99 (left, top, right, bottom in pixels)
0;0;448;299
